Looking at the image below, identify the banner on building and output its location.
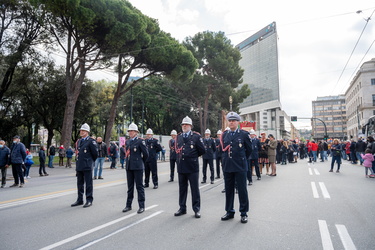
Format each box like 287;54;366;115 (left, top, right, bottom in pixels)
119;137;126;147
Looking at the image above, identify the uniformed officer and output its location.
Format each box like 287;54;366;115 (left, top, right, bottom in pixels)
220;112;252;223
174;116;205;218
202;129;216;184
71;123;98;208
248;129;261;185
122;123;149;214
144;128;162;189
215;130;222;179
168;130;178;182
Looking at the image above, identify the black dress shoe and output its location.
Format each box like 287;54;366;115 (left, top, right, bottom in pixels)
241;215;248;223
122;207;132;213
168;179;173;182
248;182;253;186
221;213;235;221
153;185;158;189
144;184;149;188
210;181;214;184
201;181;206;184
221;189;225;193
83;201;92;208
71;201;84;207
215;176;220;179
257;177;261;180
174;209;187;216
195;211;201;218
137;208;145;214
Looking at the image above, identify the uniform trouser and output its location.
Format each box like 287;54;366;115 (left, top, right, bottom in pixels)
247;159;260;183
224;171;249;216
12;164;24;184
39;161;47;175
169;159;176;180
1;166;7;185
76;170;93;203
126;169;145;208
178;172;200;212
202;159;214;182
216;157;222;178
145;160;158;185
110;157;117;169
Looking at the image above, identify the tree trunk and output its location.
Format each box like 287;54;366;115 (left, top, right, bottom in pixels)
203;84;212;133
197;101;203;134
104;89;121;145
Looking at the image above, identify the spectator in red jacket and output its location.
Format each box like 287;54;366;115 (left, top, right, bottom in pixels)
311;141;318;162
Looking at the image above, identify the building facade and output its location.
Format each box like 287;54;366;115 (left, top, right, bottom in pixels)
312;96;346;140
236;22;296;139
345;58;375;139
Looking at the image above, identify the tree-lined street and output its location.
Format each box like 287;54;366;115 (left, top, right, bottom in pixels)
1;159;374;249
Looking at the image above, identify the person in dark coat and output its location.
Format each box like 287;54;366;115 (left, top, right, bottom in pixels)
356;138;367;165
71;123;98;208
144;128;162;189
38;146;48;176
9;135;27;187
220;112;252;224
174;116;205;219
0;140;10;188
119;144;126;169
109;142;118;169
122;123;149;214
248;130;261;185
168;130;178;182
201;129;216;184
215;130;223;179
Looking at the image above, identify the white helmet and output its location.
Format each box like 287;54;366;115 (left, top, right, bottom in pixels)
181;116;193;126
225;127;230;131
80;123;90;132
171;130;177;135
217;130;222;135
146;128;153;135
128;123;139;132
249;129;256;135
205;129;211;134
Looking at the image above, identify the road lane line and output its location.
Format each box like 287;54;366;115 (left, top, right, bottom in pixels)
318;220;334;250
76;210;164;249
314;168;320;175
311;182;319;198
40;205;159;250
309;168;313;175
336;224;357;250
319;182;331;199
0;179;125;210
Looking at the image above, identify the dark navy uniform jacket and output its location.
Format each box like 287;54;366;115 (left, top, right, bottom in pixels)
249;137;261;160
215;138;222;158
169;139;177;160
176;131;205;173
76;137;98;171
221;129;252;172
125;137;149;170
145;138;162;162
202;138;216;160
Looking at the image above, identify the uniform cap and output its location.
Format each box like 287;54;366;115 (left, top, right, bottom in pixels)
181;116;193;126
80;123;90;132
146;128;153;135
170;130;177;135
249;129;256;135
205;129;211;134
13;135;20;139
128;123;139;132
217;130;222;135
226;112;240;121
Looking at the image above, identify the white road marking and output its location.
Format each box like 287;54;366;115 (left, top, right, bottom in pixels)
76;211;163;249
318;220;334;250
311;182;319;198
314;168;320;175
40;205;159;250
319;182;331;199
336;224;357;250
309;168;313;175
0;181;124;210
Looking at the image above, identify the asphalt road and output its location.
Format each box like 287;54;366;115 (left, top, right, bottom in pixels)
1;158;374;250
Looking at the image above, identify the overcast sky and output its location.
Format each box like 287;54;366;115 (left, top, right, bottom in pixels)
104;0;375;129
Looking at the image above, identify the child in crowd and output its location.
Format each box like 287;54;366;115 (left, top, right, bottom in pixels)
24;151;34;179
361;149;374;178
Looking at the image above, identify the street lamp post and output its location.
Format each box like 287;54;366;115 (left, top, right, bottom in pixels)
229;96;233;111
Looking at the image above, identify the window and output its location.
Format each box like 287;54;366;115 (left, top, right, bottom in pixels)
373;95;375;106
371;79;375;85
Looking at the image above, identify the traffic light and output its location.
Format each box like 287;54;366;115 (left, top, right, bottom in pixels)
324;134;329;140
291;116;297;122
